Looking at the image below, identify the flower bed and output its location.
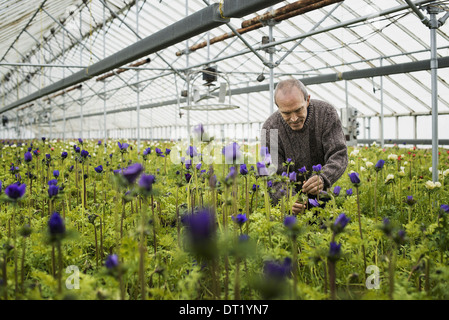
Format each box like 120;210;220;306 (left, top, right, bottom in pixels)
0;137;448;300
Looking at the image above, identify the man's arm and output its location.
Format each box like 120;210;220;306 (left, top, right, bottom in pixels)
319;106;348;189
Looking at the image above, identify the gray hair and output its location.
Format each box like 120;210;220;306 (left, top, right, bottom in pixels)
274;78;309;106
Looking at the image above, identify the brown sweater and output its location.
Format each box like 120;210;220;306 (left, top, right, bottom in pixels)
261;99;348;203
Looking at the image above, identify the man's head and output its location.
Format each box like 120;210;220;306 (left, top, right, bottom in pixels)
274;79;310;131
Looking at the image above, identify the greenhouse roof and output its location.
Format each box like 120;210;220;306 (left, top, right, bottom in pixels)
0;0;449;141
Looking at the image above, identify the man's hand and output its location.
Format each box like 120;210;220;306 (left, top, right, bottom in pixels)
302;175;324;195
292;201;306;215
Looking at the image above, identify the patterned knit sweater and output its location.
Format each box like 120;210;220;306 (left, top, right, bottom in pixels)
261;99;348;203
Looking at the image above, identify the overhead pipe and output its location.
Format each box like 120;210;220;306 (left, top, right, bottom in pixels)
42;84;83;102
48;56;449;123
241;0;324;28
176;0;342;56
95;57;151;81
0;0;285;114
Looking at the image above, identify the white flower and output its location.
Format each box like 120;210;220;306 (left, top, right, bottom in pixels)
371;141;378;147
388;154;398;161
385;174;395;184
425;180;441;190
443;169;449;177
349;160;355;165
365;161;373;168
350;149;360;157
360;166;366;172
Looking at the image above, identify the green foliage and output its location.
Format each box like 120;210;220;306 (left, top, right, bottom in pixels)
0;140;448;300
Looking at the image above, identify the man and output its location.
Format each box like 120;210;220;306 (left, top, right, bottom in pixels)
261;78;348;214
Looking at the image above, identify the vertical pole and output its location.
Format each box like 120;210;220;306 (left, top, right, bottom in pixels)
103;0;107;151
79;9;83;140
268;13;274;115
428;7;439;182
63;28;66;142
185;0;191;142
136;0;141;154
380;58;384;148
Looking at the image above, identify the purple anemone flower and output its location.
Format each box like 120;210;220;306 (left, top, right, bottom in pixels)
308;198;319;207
256;162;268;176
5;183;26;200
105;254;119;269
263;257;292;280
118;142;129;151
139;174;156;193
348;172;361;185
94;165;103;173
232;213;248;226
48;184;59;198
24;152;32;162
122;163;143;184
283;215;297;229
333;186;341;196
222;142;241;163
48;212;65;235
240;164;248;175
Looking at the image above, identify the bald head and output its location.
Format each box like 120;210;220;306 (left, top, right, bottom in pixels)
274;79;309;107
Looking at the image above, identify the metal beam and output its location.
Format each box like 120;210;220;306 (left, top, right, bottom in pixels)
46;55;449;124
0;0;285;115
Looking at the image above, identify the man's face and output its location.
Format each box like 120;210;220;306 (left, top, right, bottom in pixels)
276;86;310;131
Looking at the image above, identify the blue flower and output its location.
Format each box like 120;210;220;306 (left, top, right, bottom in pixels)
375;159;385;171
61;151;68;159
312;164;322;172
196;162;202;171
155;148;164;157
267;180;273;188
139;174;156;193
118;141;129;151
298;166;307;174
222;142;242;163
48;212;65;236
289;171;297;182
252;184;259;192
232;214;248;226
5;183;26;200
182;208;216;243
24;152;32;162
122;163;143;184
53;170;59;178
105;254;119;269
283;215;297;229
94;165;103;173
263;257;292;280
48;179;58;186
143;147;151;156
185;173;192;183
308;198;319;207
256;162;268;176
81;150;89;158
440;204;449;213
348;172;361;185
186;146;197;158
240;164;248;175
333;186;341;196
328;242;341;261
48;184;59;198
346;188;353;196
331;213;350;234
165;148;171;155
